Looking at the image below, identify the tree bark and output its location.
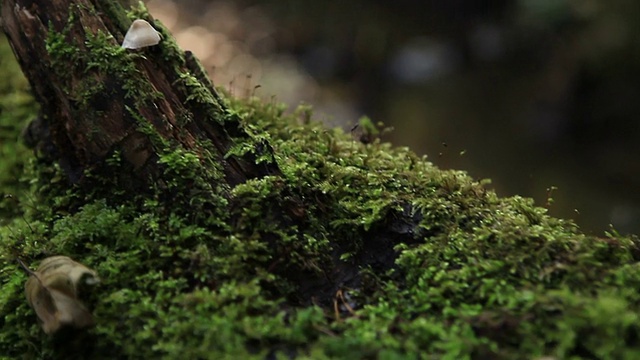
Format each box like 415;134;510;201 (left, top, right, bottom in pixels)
1;0;279;187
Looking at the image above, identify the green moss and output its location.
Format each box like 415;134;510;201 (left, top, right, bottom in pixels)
125;1;187;69
101;1;133;33
45;10;82;83
4;6;640;360
0;34;39;222
177;71;218;109
125;1;153;21
127;105;168;151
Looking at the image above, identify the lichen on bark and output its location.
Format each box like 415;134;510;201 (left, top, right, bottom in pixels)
2;1;640;360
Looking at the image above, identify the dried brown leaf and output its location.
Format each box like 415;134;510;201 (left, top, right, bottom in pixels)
23;256;100;334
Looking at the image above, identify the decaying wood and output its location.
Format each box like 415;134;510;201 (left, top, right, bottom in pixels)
1;0;279;187
1;0;420;309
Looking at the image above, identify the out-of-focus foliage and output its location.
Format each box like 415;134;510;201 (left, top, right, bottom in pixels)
0;34;38;222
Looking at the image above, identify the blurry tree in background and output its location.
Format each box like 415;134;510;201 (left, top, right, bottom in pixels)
146;0;640;234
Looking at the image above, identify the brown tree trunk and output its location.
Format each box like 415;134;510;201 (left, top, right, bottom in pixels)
1;0;279;187
1;0;411;309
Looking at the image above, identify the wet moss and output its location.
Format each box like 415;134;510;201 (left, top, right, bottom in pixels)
3;9;640;360
0;34;39;222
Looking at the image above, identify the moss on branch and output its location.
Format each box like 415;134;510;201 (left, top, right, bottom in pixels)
2;6;640;360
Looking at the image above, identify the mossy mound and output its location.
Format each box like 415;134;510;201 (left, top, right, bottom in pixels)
2;29;640;360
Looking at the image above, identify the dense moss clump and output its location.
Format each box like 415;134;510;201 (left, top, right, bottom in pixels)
0;34;38;222
2;25;640;360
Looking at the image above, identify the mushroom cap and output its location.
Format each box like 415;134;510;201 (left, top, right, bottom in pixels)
121;19;161;49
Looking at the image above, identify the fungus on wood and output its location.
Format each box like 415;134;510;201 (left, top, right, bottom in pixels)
1;0;279;188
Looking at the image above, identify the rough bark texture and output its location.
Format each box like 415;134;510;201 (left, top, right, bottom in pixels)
2;0;278;187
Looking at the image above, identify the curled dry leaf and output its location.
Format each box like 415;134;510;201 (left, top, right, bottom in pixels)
22;256;100;334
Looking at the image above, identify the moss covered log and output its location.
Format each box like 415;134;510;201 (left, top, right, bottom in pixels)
2;1;640;360
1;0;277;187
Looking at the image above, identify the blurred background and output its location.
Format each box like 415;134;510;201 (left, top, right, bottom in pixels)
143;0;640;235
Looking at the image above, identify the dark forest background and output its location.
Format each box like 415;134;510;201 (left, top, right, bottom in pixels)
144;0;640;235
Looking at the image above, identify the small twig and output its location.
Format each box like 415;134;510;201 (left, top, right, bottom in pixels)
16;258;42;284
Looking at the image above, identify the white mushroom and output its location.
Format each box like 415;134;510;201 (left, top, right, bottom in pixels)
121;19;161;49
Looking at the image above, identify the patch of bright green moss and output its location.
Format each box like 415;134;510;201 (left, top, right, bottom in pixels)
0;34;39;222
3;7;640;360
